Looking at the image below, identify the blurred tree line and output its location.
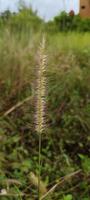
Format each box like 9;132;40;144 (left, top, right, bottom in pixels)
0;6;43;32
46;11;90;32
0;7;90;32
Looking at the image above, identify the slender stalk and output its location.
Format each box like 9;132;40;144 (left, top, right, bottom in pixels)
38;131;42;200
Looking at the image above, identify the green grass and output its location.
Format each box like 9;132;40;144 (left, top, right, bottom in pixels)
47;32;90;51
0;29;90;199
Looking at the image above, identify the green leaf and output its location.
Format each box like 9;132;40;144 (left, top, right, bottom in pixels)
79;154;90;174
63;194;73;200
21;160;32;172
82;198;89;200
82;157;90;173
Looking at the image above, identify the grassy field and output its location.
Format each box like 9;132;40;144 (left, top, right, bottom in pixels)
0;29;90;199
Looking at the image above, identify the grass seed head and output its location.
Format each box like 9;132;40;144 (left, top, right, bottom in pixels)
35;36;47;134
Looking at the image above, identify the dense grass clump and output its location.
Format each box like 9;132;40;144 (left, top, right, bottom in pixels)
0;29;90;200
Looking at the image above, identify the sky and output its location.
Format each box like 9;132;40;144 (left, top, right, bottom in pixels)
0;0;80;20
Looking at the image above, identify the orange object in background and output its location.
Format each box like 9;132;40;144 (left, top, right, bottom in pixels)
80;0;90;18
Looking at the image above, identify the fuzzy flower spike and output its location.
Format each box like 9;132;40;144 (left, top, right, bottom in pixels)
35;36;47;134
35;35;47;199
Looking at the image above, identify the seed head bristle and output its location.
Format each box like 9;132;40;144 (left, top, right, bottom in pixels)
35;36;47;134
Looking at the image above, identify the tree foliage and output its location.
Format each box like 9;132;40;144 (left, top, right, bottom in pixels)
48;11;90;32
0;6;43;32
